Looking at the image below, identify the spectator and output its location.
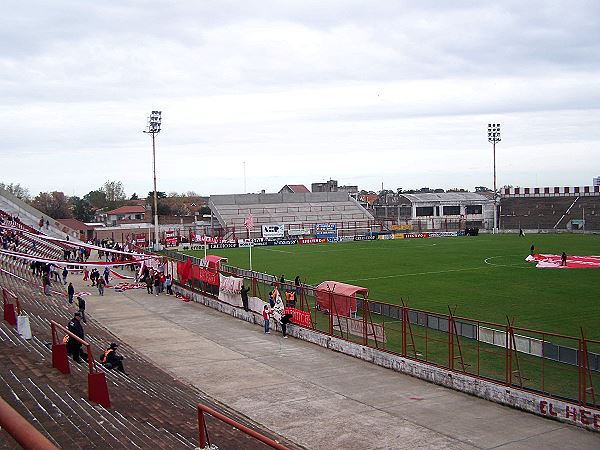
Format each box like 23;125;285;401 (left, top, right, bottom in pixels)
67;282;74;304
77;296;87;323
294;275;301;296
100;343;127;374
262;305;272;334
103;266;110;285
146;273;153;294
62;266;68;285
97;276;106;296
165;274;173;295
159;272;166;293
240;284;250;311
280;313;293;339
42;273;51;296
66;312;86;363
153;272;161;296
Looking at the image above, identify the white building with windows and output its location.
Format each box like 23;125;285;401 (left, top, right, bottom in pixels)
374;192;494;231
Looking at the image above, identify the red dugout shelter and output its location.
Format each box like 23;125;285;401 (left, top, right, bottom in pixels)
315;281;368;317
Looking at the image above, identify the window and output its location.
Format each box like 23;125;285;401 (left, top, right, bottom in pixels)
416;206;434;216
465;205;482;214
442;206;461;215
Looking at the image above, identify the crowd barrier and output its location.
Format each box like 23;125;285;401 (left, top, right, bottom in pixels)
50;320;111;408
197;403;290;450
0;395;57;450
165;256;600;410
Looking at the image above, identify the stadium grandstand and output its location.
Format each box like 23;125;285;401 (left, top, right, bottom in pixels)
0;185;79;242
372;192;494;231
208;191;377;239
500;185;600;231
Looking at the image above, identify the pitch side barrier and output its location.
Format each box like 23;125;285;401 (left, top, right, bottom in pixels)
166;230;466;254
165;254;600;415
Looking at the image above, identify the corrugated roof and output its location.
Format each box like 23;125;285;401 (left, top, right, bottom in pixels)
56;218;95;231
399;193;491;203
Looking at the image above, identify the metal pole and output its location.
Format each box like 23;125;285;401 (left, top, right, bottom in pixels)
152;133;160;250
493;140;497;234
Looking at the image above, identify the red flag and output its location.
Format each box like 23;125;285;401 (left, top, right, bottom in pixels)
180;258;192;285
244;211;254;231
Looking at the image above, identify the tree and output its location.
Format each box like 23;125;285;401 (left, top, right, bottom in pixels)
475;186;492;192
102;181;126;203
84;190;107;209
199;206;211;216
130;192;139;200
31;191;72;219
0;182;30;201
147;191;167;199
70;196;96;222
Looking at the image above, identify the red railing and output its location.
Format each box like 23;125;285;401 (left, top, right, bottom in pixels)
2;287;20;325
0;395;57;450
49;320;111;408
197;403;290;449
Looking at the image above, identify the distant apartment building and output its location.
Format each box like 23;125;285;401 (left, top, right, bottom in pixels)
311;179;358;194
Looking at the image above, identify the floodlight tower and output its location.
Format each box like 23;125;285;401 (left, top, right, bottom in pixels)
144;110;162;250
488;123;501;234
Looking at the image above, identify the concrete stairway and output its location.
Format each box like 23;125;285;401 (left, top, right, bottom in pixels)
0;255;296;449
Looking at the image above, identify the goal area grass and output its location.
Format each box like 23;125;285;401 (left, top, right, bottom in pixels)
184;233;600;340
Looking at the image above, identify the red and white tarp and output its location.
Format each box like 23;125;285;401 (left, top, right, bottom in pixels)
526;253;600;269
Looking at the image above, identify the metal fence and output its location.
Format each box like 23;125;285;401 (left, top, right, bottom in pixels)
167;258;600;408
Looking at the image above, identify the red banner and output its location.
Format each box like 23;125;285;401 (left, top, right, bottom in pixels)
298;238;327;245
188;265;220;286
284;307;311;327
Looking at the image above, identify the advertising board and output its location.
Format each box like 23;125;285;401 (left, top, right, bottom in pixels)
262;224;285;238
315;223;337;239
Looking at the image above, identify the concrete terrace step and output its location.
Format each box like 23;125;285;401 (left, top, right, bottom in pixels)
0;258;297;449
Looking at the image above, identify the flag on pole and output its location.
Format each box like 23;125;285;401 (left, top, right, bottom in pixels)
244;211;254;231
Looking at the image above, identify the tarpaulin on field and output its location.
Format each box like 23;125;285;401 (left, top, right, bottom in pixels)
314;281;368;317
526;254;600;269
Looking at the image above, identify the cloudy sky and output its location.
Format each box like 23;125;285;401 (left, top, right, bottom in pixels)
1;1;599;198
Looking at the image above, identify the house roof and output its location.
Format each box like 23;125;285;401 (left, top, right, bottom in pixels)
106;205;146;215
282;184;310;193
56;218;95;231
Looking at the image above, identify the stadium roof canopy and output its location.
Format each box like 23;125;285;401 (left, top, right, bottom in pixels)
399;192;491;203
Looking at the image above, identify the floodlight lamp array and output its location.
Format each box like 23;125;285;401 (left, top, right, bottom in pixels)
487;123;501;143
147;110;162;134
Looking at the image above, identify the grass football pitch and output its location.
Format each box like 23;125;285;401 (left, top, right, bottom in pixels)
184;233;600;340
